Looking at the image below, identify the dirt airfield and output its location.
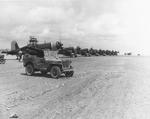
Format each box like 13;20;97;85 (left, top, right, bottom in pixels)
0;56;150;119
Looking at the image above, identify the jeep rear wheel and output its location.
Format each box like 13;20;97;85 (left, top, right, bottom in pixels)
25;64;34;76
50;66;61;79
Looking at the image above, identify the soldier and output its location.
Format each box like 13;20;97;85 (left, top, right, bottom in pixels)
18;50;22;62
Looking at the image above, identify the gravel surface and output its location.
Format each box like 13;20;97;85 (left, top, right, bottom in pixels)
0;56;150;119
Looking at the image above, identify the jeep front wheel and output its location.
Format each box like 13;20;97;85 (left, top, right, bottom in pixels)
50;66;61;79
25;64;34;76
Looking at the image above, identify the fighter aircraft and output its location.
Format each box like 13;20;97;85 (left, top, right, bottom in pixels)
89;48;99;56
27;36;63;50
2;36;63;60
1;41;21;60
58;47;77;57
80;48;91;57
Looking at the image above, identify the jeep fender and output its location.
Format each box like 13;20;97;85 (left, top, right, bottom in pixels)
48;64;62;71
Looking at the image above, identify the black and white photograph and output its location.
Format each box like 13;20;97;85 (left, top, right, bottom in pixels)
0;0;150;119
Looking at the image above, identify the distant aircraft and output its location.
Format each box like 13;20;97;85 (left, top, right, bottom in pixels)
58;47;77;57
80;48;91;56
89;48;99;56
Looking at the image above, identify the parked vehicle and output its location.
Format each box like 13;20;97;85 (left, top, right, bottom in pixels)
22;47;74;78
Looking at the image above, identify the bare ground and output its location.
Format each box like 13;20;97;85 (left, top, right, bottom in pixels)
0;56;150;119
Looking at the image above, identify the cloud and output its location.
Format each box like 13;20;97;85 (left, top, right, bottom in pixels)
113;0;150;54
0;0;127;52
27;7;68;24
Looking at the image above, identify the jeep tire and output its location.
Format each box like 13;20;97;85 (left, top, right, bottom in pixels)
50;66;61;79
25;64;34;76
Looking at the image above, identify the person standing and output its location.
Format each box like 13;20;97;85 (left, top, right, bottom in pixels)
18;50;22;62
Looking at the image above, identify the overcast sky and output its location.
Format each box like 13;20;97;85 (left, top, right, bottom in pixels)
0;0;150;55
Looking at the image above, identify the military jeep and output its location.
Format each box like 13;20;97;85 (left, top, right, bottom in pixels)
22;47;74;78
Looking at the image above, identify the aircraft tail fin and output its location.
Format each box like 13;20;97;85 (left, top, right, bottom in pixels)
11;41;19;51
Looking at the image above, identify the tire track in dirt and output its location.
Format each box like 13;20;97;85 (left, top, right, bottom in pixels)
3;70;103;110
5;70;101;119
4;70;125;119
1;57;127;119
26;71;105;119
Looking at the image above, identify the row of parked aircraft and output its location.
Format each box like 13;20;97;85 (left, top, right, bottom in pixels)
1;36;119;59
58;47;119;57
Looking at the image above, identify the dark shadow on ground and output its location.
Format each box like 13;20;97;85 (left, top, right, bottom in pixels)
20;73;67;79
